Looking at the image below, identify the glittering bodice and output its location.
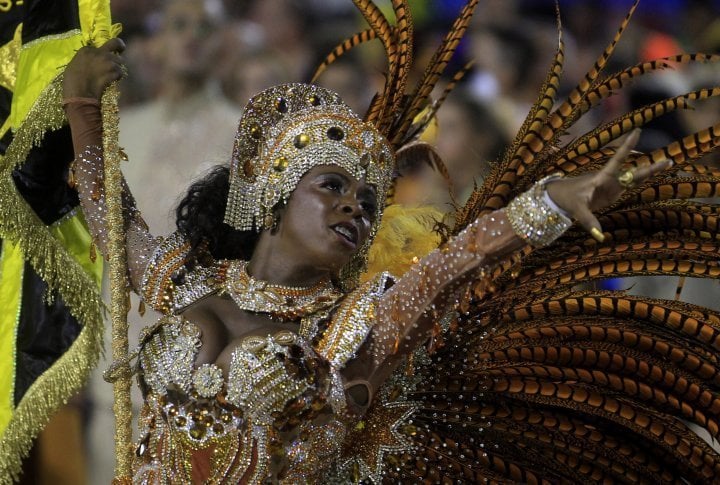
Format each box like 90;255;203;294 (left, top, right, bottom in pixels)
133;272;392;484
127;213;519;483
135;318;346;483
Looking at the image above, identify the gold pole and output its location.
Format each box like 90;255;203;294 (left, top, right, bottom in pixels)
101;83;133;483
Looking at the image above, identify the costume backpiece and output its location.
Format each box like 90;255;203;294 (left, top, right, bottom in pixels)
309;0;720;482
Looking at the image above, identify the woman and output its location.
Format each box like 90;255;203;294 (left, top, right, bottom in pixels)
61;34;670;483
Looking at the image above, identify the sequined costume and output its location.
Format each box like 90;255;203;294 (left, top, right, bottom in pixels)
65;93;538;482
73;0;720;483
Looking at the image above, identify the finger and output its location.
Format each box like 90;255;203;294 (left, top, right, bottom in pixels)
574;205;605;243
104;64;125;85
631;159;672;184
99;37;125;54
601;129;641;175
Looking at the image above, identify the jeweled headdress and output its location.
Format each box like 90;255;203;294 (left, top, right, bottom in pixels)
223;0;479;288
224;83;394;233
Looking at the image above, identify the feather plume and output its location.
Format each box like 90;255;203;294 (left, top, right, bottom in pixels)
335;1;720;481
350;0;398;125
310;28;384;83
391;0;480;145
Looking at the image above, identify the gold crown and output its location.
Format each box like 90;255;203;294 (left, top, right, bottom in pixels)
224;83;395;233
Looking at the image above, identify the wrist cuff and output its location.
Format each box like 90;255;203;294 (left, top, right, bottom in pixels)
506;175;572;247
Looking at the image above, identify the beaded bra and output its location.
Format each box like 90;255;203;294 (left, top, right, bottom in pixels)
134;257;393;483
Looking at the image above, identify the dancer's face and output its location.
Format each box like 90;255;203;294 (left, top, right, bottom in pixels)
274;165;378;273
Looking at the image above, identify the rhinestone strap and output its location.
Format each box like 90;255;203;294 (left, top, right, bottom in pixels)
505;175;572;247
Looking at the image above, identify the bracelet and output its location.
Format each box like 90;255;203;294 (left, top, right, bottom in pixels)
505;175;572;247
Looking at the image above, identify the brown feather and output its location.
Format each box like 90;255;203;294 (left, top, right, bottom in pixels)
403;60;477;145
392;0;480;145
468;1;641;222
476;9;565;214
395;141;450;181
554;88;720;168
379;0;413;134
632;122;720;168
310;28;383;83
351;0;398;125
578;53;720;118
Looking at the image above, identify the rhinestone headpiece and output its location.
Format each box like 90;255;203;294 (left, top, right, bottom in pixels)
224;83;395;234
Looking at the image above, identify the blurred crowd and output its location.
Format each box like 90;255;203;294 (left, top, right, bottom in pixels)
31;1;720;483
110;0;720;208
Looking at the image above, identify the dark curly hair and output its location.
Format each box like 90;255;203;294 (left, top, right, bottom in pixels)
175;165;258;264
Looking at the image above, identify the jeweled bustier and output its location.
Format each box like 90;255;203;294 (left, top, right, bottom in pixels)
133;272;392;484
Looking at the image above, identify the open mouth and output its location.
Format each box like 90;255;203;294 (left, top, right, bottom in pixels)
331;222;359;247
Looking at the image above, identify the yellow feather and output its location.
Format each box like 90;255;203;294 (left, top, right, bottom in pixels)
362;204;443;282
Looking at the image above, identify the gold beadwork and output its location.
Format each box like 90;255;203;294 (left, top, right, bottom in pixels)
248;122;262;139
221;260;342;321
263;213;275;229
293;133;310;148
272;156;289;171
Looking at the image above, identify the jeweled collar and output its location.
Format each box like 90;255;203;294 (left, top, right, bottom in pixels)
219;260;343;321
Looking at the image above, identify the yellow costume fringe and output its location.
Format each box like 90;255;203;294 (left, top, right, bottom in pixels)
0;3;117;480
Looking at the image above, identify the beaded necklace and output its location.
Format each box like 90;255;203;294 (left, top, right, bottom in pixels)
221;260;342;321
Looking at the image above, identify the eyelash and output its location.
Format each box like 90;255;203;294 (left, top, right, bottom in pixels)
322;179;376;216
322;179;344;192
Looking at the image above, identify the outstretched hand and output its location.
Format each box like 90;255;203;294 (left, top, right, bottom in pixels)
62;38;126;101
545;130;671;242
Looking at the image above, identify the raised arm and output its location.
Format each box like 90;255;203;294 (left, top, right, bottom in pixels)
63;39;158;292
350;130;671;395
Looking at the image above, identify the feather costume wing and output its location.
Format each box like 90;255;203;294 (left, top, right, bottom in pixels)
336;1;720;482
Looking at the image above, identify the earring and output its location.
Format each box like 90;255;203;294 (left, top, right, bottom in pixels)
263;213;275;231
263;213;281;231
